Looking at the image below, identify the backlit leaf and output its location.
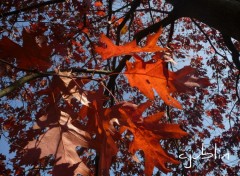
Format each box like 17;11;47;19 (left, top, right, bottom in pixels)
95;28;166;59
125;55;210;109
22;110;91;176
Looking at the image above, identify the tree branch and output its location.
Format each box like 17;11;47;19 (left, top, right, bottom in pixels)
0;68;112;98
235;73;240;103
191;19;233;66
105;55;131;97
135;12;178;43
167;20;175;45
136;8;171;14
105;12;177;100
222;34;240;70
105;0;141;103
147;0;154;24
116;0;141;43
0;73;41;98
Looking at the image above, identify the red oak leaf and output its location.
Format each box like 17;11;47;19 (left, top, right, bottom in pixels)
94;1;103;7
125;55;210;109
57;70;90;106
125;55;182;109
0;29;52;71
76;89;119;176
22;110;92;176
95;28;166;59
115;101;188;174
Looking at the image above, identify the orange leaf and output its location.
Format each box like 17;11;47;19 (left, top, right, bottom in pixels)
94;1;103;7
125;55;210;109
96;10;105;16
120;25;128;34
95;28;166;59
130;128;180;174
125;55;182;109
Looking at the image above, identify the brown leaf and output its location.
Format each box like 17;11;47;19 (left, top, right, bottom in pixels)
171;66;211;93
33;104;60;129
95;28;166;59
57;70;90;106
22;110;91;176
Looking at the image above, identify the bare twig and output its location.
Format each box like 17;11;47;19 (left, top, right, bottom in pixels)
136;8;171;14
191;18;233;66
0;0;65;18
135;12;178;43
235;73;240;102
147;0;154;24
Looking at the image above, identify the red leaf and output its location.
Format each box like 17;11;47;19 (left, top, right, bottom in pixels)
0;29;52;71
77;89;119;176
116;102;188;174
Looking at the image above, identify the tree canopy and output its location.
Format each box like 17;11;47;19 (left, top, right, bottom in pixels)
0;0;240;175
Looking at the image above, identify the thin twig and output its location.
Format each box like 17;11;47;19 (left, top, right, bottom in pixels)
136;8;170;14
191;18;233;66
0;0;65;18
147;0;154;24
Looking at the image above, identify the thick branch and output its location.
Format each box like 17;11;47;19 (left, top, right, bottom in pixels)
105;55;131;95
0;0;65;18
167;0;240;41
105;0;141;102
0;68;112;98
0;73;41;98
135;13;178;43
222;34;240;70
